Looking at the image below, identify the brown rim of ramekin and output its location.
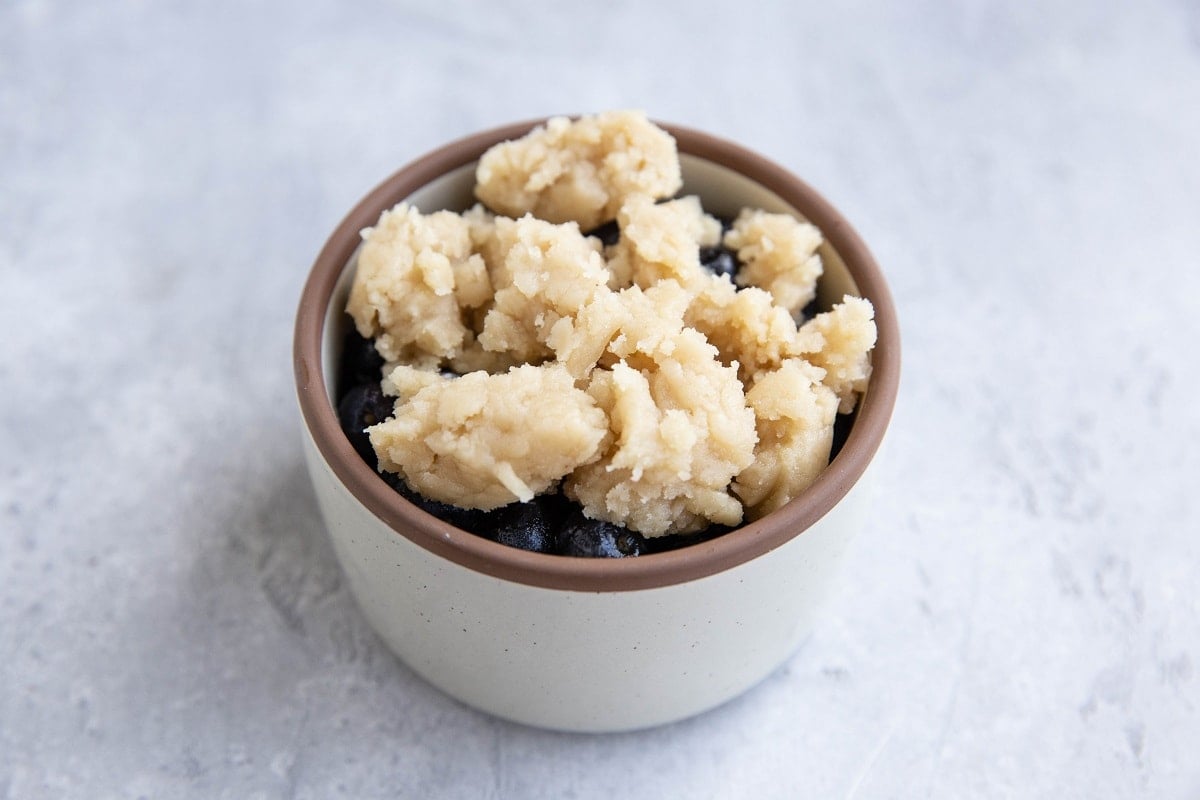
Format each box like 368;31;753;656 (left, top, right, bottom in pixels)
294;118;900;593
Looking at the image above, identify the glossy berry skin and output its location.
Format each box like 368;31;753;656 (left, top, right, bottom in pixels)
416;497;495;535
492;502;555;554
584;219;620;248
699;245;739;280
337;329;385;397
555;511;646;558
381;472;497;534
336;323;746;558
829;406;856;462
337;382;394;467
642;524;731;554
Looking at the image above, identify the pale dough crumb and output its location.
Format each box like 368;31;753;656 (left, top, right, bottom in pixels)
346;203;489;363
369;364;607;510
475;110;682;232
345;113;878;538
685;274;804;383
607;195;721;291
734;359;839;520
564;283;757;536
726;209;824;316
476;214;609;363
798;295;876;413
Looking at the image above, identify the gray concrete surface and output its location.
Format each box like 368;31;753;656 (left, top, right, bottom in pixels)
2;1;1198;797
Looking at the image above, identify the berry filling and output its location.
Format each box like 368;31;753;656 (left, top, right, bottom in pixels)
334;328;741;558
332;114;876;557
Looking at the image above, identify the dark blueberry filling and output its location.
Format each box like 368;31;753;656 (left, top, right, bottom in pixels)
334;230;851;558
490;498;557;554
337;328;385;399
384;471;499;535
583;219;621;248
337;380;394;467
702;216;739;280
642;523;732;554
333;329;733;557
555;511;647;558
829;403;857;462
699;245;739;280
800;295;821;322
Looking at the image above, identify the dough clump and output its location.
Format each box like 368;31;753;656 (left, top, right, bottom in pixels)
563;282;758;536
370;364;607;510
347;111;877;537
475;110;682;232
346;204;490;364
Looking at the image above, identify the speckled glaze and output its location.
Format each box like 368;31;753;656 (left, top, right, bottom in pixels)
294;121;899;731
301;430;875;730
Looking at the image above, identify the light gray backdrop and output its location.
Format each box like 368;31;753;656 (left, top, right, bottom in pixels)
2;1;1198;797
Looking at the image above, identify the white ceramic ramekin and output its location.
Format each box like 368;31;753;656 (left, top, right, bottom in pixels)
294;119;900;732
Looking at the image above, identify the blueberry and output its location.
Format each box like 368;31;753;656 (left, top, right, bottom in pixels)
584;219;620;248
532;490;575;529
699;245;739;280
337;382;394;467
829;406;856;462
555;511;646;558
491;501;555;554
333;318;748;558
643;524;732;554
382;472;497;534
337;328;384;398
418;499;496;535
800;296;821;322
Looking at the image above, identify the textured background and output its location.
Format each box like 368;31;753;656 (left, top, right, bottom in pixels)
2;1;1198;797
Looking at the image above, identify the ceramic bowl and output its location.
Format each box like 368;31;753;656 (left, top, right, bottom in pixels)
293;119;900;732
